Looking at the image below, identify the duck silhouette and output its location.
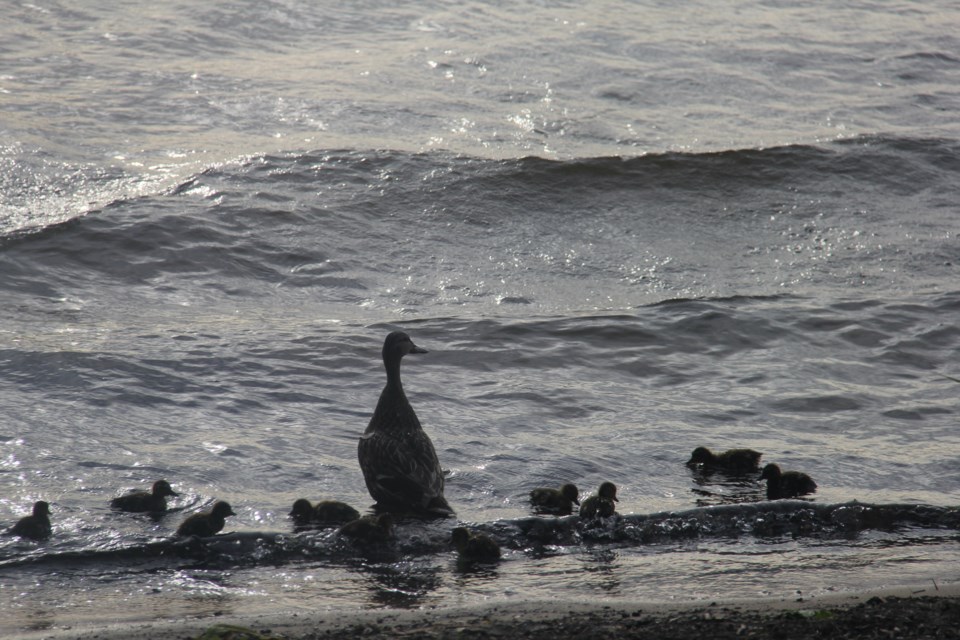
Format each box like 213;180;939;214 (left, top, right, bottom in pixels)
579;482;618;520
760;463;817;499
358;331;452;515
529;483;580;515
451;526;501;561
338;513;394;543
687;447;763;473
7;501;52;540
111;479;179;513
176;501;236;537
289;498;360;526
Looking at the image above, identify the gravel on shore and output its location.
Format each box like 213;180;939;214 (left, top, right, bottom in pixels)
16;583;960;640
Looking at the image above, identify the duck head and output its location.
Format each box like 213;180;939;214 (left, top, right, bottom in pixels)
153;480;179;497
383;331;427;361
598;481;618;502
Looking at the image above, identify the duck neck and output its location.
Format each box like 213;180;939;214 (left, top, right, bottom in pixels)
384;357;405;395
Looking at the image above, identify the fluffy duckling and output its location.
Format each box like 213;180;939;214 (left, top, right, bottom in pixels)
176;501;236;537
7;501;52;540
579;482;619;520
760;463;817;499
289;498;317;527
315;500;361;524
338;514;394;543
358;332;452;515
111;479;179;513
451;526;501;561
529;483;580;515
289;498;361;526
687;447;763;473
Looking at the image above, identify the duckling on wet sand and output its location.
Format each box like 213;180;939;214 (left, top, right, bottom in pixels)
111;479;179;513
358;331;452;515
451;526;501;561
289;498;361;526
338;514;394;543
6;501;52;541
529;483;580;515
760;463;817;499
176;501;237;537
687;447;763;473
579;482;619;520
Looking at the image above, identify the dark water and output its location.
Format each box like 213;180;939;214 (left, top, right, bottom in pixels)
2;0;960;636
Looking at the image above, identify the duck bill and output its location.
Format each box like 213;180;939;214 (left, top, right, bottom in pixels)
410;345;428;354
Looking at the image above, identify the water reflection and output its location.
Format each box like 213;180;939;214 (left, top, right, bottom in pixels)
363;562;443;608
579;547;622;594
689;468;766;507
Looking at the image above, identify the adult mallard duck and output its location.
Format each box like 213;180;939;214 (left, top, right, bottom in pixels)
358;331;452;515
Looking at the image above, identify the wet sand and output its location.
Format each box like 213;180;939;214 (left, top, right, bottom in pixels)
11;581;959;640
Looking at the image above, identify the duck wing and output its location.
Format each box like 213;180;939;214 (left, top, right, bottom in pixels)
359;427;448;512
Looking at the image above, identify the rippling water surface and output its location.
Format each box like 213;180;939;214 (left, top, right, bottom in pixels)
1;0;959;636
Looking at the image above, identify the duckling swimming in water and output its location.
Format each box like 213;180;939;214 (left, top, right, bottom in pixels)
111;479;179;513
529;483;580;515
687;447;763;473
289;498;361;527
760;463;817;499
176;501;236;537
338;513;394;543
579;482;618;520
6;501;52;540
451;526;501;561
358;331;452;515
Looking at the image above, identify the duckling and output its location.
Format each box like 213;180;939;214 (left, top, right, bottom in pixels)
176;501;236;537
358;332;452;515
529;483;580;515
338;514;394;543
7;501;52;540
451;526;501;561
289;498;317;527
760;463;817;499
314;500;361;524
289;498;361;526
111;479;179;513
579;482;618;520
687;447;763;473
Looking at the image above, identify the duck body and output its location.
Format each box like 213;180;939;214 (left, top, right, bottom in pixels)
315;500;362;524
579;482;619;520
8;501;52;540
338;514;394;543
529;483;580;515
760;463;817;499
176;501;236;537
451;526;501;561
687;447;762;473
358;332;452;515
111;479;179;513
289;499;361;526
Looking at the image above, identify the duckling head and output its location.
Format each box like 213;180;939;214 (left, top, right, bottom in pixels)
561;483;580;504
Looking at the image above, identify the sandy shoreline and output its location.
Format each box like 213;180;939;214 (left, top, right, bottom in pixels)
10;581;959;640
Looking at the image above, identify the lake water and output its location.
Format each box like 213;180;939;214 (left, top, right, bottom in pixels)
2;0;959;635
